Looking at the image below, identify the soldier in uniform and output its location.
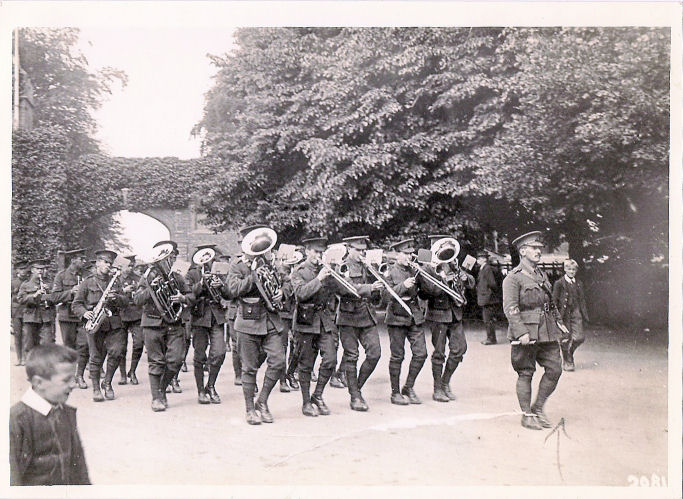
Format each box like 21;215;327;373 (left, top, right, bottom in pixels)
290;237;342;416
186;244;230;404
18;259;56;354
228;224;285;425
336;236;384;412
552;259;589;372
134;240;194;411
383;239;428;405
72;249;129;402
117;255;144;385
226;252;243;386
11;260;30;365
476;250;501;345
51;249;87;351
503;231;565;430
420;234;475;403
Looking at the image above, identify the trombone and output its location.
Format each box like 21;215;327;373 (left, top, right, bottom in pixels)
360;255;413;317
321;262;361;298
321;244;361;298
408;256;465;306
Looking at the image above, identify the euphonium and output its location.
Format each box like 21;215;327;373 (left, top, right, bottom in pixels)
192;246;223;304
143;244;185;323
430;237;467;307
241;227;283;313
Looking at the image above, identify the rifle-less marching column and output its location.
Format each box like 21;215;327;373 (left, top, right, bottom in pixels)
72;249;129;402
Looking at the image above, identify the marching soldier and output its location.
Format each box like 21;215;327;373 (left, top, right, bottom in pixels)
336;236;384;412
72;249;129;402
11;260;29;365
134;240;194;412
503;231;565;430
51;249;87;350
277;250;302;393
118;255;144;385
228;224;285;425
18;258;56;354
420;234;475;403
186;244;230;404
290;237;341;416
383;239;427;405
226;252;243;386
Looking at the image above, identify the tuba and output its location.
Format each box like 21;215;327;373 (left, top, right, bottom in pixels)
430;237;467;307
192;246;223;304
241;227;283;313
143;243;185;323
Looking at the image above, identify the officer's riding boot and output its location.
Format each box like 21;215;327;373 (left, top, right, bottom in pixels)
255;376;277;423
206;366;221;404
311;370;331;415
92;371;105;402
300;373;318;417
149;374;165;412
118;356;128;385
243;382;260;425
102;365;116;400
441;359;459;401
346;368;368;411
432;364;449;402
389;366;408;405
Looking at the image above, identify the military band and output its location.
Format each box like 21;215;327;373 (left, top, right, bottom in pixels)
11;225;576;431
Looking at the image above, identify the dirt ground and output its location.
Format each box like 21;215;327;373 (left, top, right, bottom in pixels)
8;320;670;488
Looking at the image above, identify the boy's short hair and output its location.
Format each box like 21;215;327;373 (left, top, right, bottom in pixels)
563;259;579;270
25;344;78;380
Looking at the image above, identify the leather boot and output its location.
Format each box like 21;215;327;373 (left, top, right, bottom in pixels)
171;377;182;393
75;375;88;389
311;394;331;415
432;365;449;402
245;409;261;425
531;407;553;428
198;389;210;404
280;379;291;392
391;391;409;405
206;385;221;404
92;378;105;402
346;369;368;412
521;413;543;430
127;371;139;385
287;374;300;391
101;381;115;400
441;360;459;401
401;386;422;404
302;402;319;417
329;373;345;389
151;398;166;412
255;399;274;423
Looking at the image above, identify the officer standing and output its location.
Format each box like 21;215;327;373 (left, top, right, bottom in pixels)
134;240;194;412
476;250;501;345
383;239;428;405
336;236;384;412
420;234;475;403
228;224;285;425
503;231;564;430
186;244;230;404
118;255;144;385
72;249;129;402
11;260;29;365
18;258;56;353
51;249;87;350
290;237;341;416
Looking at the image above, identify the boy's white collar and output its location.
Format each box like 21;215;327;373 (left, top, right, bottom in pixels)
21;388;53;416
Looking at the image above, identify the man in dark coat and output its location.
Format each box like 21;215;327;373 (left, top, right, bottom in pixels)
476;250;501;345
552;259;590;371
